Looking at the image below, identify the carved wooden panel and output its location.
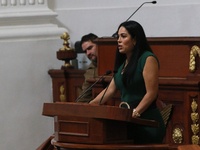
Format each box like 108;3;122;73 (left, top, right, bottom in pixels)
48;69;85;102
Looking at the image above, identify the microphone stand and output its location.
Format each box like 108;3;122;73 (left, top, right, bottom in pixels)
99;71;117;104
125;1;155;22
75;70;111;103
112;1;157;38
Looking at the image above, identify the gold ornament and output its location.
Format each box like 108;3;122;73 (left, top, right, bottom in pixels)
191;124;199;135
191;99;198;112
172;128;183;143
191;98;200;144
59;32;73;51
191;113;199;124
60;85;66;102
192;135;200;145
189;45;200;73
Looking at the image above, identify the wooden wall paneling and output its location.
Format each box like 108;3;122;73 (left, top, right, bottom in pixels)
158;79;200;145
48;69;66;103
96;38;117;76
95;37;200;78
151;45;190;77
48;69;85;102
64;69;85;102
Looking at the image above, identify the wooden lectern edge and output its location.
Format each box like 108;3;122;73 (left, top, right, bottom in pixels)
42;102;159;128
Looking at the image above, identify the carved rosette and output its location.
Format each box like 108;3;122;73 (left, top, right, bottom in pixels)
60;85;66;102
191;99;199;144
189;45;200;73
172;128;183;143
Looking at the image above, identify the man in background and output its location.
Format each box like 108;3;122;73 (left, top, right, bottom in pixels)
76;33;98;103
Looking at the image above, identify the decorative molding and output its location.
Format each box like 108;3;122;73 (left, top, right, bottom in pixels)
0;0;67;40
0;0;56;21
172;127;183;144
29;0;35;5
19;0;26;5
10;0;17;6
0;0;45;6
60;85;66;102
189;45;200;73
38;0;44;4
0;25;67;41
191;98;200;144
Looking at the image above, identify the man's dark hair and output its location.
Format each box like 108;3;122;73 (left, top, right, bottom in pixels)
80;33;98;45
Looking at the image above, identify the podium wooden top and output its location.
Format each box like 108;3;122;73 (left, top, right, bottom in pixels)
42;102;158;128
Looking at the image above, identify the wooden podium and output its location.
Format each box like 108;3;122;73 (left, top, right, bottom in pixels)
42;102;158;145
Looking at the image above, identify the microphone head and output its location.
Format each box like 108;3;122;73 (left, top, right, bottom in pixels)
105;70;112;75
152;1;157;4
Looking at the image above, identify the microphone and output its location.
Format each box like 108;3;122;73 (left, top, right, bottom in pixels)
125;1;157;22
112;1;157;37
99;70;118;104
75;70;112;103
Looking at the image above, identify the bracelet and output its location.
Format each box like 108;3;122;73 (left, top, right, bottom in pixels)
133;109;141;117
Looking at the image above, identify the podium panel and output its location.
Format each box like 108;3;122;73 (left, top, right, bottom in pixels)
54;116;129;144
43;102;158;144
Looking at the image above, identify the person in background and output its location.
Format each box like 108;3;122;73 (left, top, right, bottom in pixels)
76;33;98;103
89;21;165;144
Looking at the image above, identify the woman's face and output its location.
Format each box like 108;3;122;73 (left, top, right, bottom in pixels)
117;26;136;58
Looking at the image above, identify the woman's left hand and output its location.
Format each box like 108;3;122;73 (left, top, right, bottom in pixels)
132;113;137;118
132;109;141;118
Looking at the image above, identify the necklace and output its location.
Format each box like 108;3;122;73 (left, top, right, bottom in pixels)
121;60;129;74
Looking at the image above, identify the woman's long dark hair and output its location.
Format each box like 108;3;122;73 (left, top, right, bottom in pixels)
114;20;153;86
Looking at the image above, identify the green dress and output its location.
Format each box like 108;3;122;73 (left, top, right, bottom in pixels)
114;51;166;144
